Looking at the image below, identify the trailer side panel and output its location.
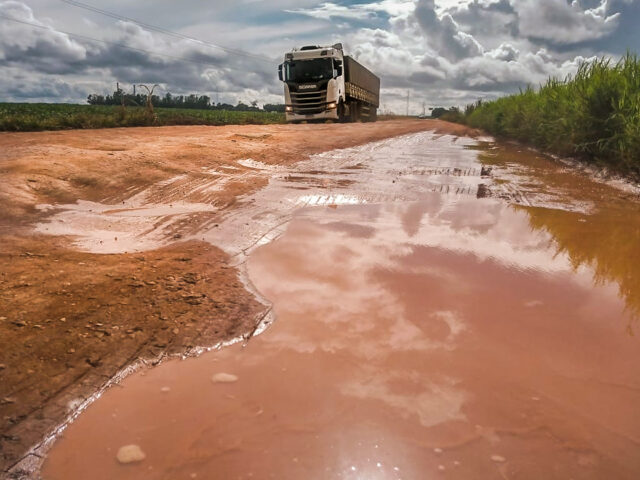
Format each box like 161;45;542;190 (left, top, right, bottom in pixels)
344;56;380;107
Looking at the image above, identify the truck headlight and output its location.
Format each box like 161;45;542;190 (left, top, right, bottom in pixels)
285;106;293;112
327;102;337;109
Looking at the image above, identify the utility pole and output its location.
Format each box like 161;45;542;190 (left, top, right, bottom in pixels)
406;90;410;117
422;101;426;116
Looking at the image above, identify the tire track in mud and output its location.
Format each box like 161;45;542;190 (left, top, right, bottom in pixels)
33;131;591;261
8;129;601;479
3;121;494;477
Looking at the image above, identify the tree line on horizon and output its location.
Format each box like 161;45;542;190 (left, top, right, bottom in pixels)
87;86;285;112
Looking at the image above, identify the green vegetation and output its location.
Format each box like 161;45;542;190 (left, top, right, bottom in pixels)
454;53;640;177
87;87;285;112
0;103;285;131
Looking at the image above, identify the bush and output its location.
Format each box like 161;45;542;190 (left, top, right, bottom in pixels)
459;53;640;176
0;104;286;132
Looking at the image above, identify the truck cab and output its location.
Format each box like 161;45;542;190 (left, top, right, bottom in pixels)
278;43;379;123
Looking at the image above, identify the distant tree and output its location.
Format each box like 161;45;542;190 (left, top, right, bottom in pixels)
439;106;464;123
87;84;285;113
138;84;160;121
263;104;285;112
87;94;105;105
430;107;447;118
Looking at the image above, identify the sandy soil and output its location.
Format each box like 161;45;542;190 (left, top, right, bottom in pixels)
0;119;477;473
36;127;640;480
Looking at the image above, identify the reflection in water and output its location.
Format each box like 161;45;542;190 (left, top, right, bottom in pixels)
42;195;640;480
472;140;640;329
524;206;640;329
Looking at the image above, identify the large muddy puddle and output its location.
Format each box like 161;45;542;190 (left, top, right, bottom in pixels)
39;132;640;479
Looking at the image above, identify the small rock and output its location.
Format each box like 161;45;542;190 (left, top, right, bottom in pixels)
182;273;198;284
434;448;443;454
60;317;66;322
160;386;171;393
12;320;27;327
116;444;146;464
85;357;101;368
0;364;6;370
172;328;179;335
211;373;238;384
0;317;7;321
438;465;446;471
491;455;506;463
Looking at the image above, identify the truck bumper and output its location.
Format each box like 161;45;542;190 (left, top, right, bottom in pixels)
286;109;339;122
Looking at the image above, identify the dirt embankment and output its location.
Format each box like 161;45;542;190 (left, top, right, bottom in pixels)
0;119;476;473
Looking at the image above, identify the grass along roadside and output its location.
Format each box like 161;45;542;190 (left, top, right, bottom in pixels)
0;103;285;131
447;53;640;178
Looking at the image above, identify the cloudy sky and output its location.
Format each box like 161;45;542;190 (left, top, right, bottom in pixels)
0;0;638;113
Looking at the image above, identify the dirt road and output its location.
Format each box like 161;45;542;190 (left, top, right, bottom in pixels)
2;120;640;479
32;127;640;480
0;120;471;474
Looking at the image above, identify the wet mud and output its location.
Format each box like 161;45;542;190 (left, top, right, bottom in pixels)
2;120;462;474
37;130;640;479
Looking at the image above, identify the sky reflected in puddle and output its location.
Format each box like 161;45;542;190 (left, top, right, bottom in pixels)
42;193;640;480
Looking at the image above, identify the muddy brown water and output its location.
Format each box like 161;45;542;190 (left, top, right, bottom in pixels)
39;133;640;479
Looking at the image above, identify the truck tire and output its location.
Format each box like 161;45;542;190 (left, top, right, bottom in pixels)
338;101;347;123
350;101;360;123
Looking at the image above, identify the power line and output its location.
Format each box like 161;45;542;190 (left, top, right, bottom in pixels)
0;14;256;70
58;0;275;64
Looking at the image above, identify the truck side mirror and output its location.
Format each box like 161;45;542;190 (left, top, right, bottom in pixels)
278;64;283;81
335;60;343;77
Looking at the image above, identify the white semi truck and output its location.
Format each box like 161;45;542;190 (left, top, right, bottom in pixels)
278;43;380;123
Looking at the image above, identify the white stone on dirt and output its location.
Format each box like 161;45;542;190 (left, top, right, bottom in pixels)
211;373;239;383
117;444;146;464
160;386;171;393
491;455;506;463
434;447;443;454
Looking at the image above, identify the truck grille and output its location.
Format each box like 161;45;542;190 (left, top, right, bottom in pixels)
290;88;328;114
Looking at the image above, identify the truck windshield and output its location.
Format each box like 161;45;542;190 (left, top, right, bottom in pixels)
285;58;333;83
